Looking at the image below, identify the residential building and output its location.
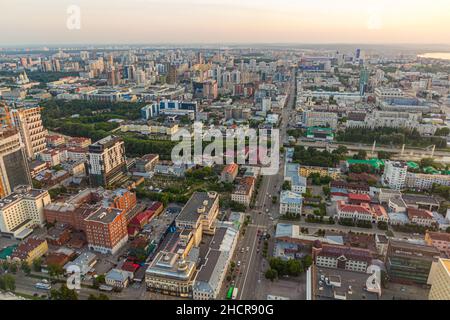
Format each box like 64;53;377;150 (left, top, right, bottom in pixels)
0;129;32;198
405;172;450;190
279;191;303;216
428;258;450;300
220;164;238;183
425;232;450;258
312;243;373;273
67;137;92;149
231;177;255;207
407;208;436;227
382;161;408;190
0;186;51;239
88;135;127;187
11;106;48;159
84;206;128;255
284;163;307;194
385;239;440;285
135;154;159;173
10;237;48;265
299;166;340;180
302;110;338;129
46;135;65;148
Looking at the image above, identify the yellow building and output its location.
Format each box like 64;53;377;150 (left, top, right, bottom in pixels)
10;237;48;265
428;258;450;300
299;166;341;180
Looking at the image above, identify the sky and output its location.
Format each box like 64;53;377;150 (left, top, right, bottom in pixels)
1;0;450;45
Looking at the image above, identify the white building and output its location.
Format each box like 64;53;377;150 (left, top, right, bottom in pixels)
279;191;303;216
405;173;450;190
382;161;408;190
0;186;51;239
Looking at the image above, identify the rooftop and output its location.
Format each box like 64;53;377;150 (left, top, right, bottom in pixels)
176;191;218;224
85;207;124;224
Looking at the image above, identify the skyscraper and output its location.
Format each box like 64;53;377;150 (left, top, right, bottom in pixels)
88;135;127;187
0;128;32;198
11;106;48;159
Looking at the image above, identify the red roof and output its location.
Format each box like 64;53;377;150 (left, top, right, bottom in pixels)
337;201;372;215
407;208;434;220
121;261;140;273
148;202;163;212
348;193;371;202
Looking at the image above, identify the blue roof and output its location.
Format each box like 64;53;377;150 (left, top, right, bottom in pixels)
285;163;307;188
280;191;303;205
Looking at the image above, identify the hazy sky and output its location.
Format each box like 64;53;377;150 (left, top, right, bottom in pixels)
2;0;450;45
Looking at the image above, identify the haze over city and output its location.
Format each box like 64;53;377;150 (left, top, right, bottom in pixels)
2;0;450;45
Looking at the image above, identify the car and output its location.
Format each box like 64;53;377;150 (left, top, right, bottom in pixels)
246;247;250;252
237;261;241;267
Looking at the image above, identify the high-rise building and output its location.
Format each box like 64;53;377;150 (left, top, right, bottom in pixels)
382;161;408;190
10;106;48;159
84;206;128;254
166;64;177;84
88;136;127;187
0;129;32;198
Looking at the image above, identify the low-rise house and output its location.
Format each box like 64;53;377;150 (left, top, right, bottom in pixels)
64;252;97;276
105;268;134;289
220;163;238;183
407;208;436;227
135;154;159;173
231;177;255;207
10;237;48;265
425;231;450;258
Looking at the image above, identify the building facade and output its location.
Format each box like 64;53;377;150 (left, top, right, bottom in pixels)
88;135;127;187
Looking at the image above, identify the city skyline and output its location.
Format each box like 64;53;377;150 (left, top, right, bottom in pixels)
2;0;450;45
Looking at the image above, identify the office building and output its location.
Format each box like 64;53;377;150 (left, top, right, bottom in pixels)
302;111;338;129
385;239;440;285
11;107;48;159
312;243;372;273
88;135;127;187
0;129;32;198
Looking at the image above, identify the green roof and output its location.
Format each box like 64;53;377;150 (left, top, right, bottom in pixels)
407;161;420;170
424;166;440;175
347;158;384;169
0;245;17;260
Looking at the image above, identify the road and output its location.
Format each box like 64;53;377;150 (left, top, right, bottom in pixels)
229;71;296;300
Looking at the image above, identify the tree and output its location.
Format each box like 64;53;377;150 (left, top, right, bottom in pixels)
0;274;16;292
265;269;278;282
92;274;106;289
21;261;31;275
435;127;450;137
378;151;392;160
48;264;64;279
50;284;78;300
282;181;291;191
32;258;42;272
353;150;367;160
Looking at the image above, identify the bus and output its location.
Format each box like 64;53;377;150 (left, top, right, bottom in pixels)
35;282;52;290
232;287;239;300
226;286;234;300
